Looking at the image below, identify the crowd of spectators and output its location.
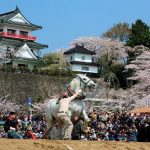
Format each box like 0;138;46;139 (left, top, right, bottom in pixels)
0;112;46;139
77;110;150;142
0;110;150;142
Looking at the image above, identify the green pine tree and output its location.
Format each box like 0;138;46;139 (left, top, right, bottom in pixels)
127;19;150;48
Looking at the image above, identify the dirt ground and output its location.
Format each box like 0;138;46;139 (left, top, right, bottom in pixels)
0;139;150;150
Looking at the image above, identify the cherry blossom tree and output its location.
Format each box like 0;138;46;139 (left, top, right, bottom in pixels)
124;45;150;107
32;98;51;113
70;37;128;63
85;45;150;110
70;37;130;90
0;96;22;113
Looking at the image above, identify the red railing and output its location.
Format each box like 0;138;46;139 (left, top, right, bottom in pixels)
0;32;36;41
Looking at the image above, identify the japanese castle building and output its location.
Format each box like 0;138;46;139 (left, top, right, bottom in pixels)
0;7;47;70
64;45;98;74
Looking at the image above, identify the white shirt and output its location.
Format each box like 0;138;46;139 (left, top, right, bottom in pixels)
58;94;78;113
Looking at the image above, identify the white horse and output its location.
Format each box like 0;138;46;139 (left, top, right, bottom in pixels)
44;74;96;139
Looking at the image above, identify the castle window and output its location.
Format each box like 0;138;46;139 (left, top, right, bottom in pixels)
81;56;85;60
0;29;3;33
7;29;16;35
18;64;28;69
70;55;72;61
20;31;28;37
82;66;89;71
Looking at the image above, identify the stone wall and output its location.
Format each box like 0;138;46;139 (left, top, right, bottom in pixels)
0;72;133;111
0;72;72;104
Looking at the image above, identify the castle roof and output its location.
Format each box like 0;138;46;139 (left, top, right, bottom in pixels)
64;45;95;55
0;37;48;49
0;7;42;30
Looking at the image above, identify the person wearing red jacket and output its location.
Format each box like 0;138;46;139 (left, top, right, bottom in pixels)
24;125;37;140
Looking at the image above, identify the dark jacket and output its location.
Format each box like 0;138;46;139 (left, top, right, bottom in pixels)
72;119;83;140
3;117;18;132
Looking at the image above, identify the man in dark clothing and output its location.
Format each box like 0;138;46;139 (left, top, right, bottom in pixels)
71;116;83;140
3;112;22;139
145;124;150;142
137;124;147;142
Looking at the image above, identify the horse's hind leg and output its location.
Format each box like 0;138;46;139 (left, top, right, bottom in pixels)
56;126;63;139
49;120;58;140
42;119;53;139
44;111;55;139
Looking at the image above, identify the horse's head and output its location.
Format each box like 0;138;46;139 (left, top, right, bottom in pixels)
68;74;96;97
76;74;96;88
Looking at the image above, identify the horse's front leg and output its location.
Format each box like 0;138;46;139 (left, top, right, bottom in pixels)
82;109;90;122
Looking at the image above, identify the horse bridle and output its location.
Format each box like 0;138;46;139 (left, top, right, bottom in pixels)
77;75;92;87
67;76;92;96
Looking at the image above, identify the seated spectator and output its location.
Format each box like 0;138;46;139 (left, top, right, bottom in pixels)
90;128;97;140
71;115;83;140
3;112;23;139
118;130;127;141
128;129;137;141
81;133;87;140
92;110;97;121
24;125;37;139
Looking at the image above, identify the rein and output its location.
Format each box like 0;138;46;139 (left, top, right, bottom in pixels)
77;76;92;87
67;76;92;98
67;86;75;96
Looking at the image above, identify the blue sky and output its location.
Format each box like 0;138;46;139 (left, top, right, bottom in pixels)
1;0;150;55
